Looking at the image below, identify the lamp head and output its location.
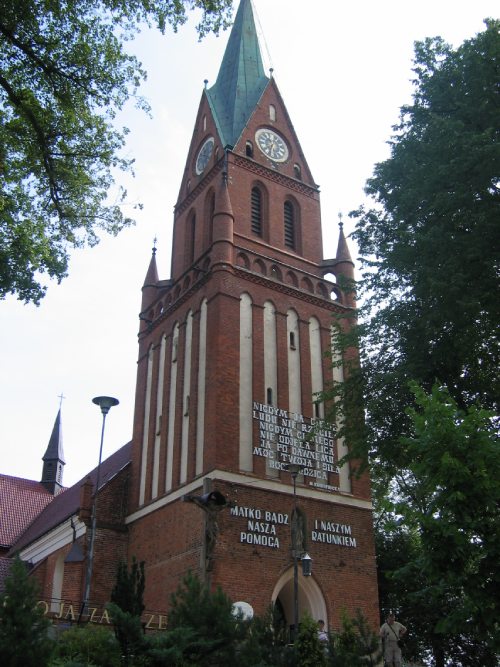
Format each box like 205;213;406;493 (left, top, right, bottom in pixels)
286;463;303;478
301;552;313;576
92;396;119;415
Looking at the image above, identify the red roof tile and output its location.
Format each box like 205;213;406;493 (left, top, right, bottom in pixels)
0;476;53;549
9;442;131;555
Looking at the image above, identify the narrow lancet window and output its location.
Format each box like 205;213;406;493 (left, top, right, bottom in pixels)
251;187;263;235
284;200;295;249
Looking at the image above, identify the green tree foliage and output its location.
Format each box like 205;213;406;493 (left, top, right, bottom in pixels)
336;19;500;665
399;385;499;663
145;625;200;667
0;0;233;304
375;522;498;667
295;612;327;667
327;609;381;667
0;556;53;667
108;557;147;664
375;526;431;662
49;624;121;667
350;18;499;474
154;571;246;666
241;605;294;667
110;557;146;618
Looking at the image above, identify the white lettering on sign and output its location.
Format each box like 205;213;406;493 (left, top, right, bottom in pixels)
311;481;339;492
314;520;352;534
230;505;262;519
240;532;280;548
311;532;357;547
252;402;339;487
247;520;277;535
311;519;357;548
230;505;288;549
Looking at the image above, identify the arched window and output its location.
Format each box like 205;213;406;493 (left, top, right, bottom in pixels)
269;104;276;121
294;163;302;180
251;187;263;236
284;200;295;249
246;141;253;158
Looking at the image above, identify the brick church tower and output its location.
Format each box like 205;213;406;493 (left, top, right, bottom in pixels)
127;0;378;632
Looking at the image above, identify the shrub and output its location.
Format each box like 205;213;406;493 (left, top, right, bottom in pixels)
49;624;120;667
0;556;53;667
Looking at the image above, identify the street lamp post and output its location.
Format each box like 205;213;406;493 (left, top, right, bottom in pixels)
287;463;313;642
288;463;303;642
79;396;119;622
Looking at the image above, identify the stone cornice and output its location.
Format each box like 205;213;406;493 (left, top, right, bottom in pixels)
20;516;86;564
175;159;225;216
233;266;351;314
231;153;320;199
125;470;372;525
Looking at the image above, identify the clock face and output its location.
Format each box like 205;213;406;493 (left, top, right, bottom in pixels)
255;128;289;162
195;137;215;175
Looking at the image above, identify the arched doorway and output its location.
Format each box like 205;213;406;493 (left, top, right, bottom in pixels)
271;566;328;637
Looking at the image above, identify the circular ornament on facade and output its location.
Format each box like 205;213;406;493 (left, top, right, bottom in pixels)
195;136;215;174
255;128;289;162
232;601;254;620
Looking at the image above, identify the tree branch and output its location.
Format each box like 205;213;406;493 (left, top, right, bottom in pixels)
0;73;64;218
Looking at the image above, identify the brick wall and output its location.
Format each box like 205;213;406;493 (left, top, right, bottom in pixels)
128;477;378;632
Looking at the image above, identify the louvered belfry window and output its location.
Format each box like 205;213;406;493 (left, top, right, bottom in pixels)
251;187;262;235
284;200;295;248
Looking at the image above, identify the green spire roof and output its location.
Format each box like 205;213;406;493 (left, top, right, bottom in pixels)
207;0;269;148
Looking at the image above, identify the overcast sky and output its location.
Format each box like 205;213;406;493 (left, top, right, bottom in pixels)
1;0;497;488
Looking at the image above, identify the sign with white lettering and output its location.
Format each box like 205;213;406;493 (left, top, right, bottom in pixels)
311;519;357;548
252;402;339;488
229;505;358;551
230;504;289;549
